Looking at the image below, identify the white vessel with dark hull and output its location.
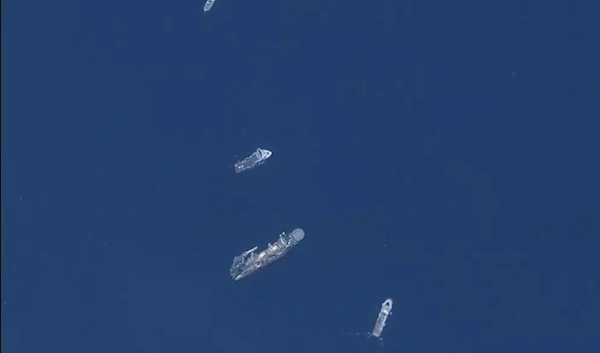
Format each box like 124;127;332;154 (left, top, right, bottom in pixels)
230;228;305;281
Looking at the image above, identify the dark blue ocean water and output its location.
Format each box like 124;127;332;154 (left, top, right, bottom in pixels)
2;1;599;352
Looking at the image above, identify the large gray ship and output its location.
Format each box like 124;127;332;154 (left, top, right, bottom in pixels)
229;228;305;281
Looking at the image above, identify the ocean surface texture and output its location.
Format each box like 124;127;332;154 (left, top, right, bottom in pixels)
2;1;599;352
